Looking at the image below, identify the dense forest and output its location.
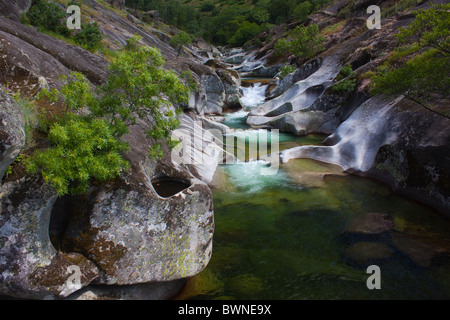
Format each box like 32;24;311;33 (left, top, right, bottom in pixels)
125;0;331;46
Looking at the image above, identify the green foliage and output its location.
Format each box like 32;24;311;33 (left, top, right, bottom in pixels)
26;0;66;34
200;2;215;12
94;35;190;145
27;36;191;196
170;31;193;56
371;50;450;111
74;22;103;50
5;154;23;178
279;63;296;78
13;94;40;146
338;65;354;78
370;4;450;118
228;21;262;47
125;0;330;46
395;3;450;54
293;1;312;22
331;78;356;94
24;0;103;51
331;64;355;94
274;24;325;59
26;115;130;196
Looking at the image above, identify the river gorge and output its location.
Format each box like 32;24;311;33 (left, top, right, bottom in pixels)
176;69;450;299
0;0;449;300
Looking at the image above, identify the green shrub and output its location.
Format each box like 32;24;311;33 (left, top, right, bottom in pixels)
371;50;450;116
170;31;193;56
339;65;354;78
274;24;325;59
228;21;261;47
331;78;356;94
279;63;296;78
74;22;103;50
395;3;449;54
27;36;191;196
371;4;450;118
26;115;130;195
26;0;66;33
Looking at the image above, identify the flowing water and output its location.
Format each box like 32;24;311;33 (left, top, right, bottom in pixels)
177;83;450;300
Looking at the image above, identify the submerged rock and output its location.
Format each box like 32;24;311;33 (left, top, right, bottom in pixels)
392;233;450;268
343;213;394;236
344;241;394;265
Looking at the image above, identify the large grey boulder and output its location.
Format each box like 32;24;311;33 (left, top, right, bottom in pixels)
0;176;100;299
0;90;25;180
49;112;215;286
56;177;214;285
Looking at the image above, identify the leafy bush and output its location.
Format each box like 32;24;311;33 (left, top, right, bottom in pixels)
24;0;103;51
274;24;325;59
200;2;215;12
293;1;312;22
371;4;450;118
27;36;191;195
279;63;296;78
371;50;449;116
395;3;449;54
26;115;130;195
26;0;66;33
228;21;261;47
339;65;354;78
74;22;103;50
170;31;192;56
331;78;356;94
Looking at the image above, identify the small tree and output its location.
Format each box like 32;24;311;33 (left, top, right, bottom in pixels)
395;3;449;55
75;22;103;50
170;31;192;56
274;24;325;59
27;36;191;195
371;4;450;119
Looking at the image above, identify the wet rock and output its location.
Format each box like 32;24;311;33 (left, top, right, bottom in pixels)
249;57;339;117
0;90;25;180
56;177;214;285
269;58;322;99
0;30;73;90
344;213;394;235
344;241;394;265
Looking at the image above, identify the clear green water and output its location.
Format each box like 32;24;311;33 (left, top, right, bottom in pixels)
179;133;450;300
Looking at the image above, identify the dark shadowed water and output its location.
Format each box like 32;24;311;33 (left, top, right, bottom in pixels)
177;84;450;300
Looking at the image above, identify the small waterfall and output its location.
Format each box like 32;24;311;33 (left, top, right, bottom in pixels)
224;82;268;129
248;56;341;117
239;83;268;110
